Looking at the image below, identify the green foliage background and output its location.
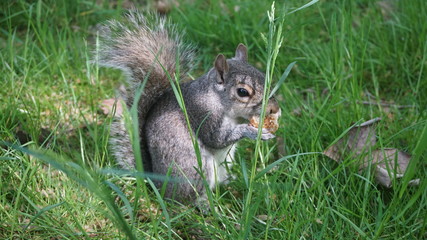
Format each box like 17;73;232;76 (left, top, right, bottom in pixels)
1;0;426;239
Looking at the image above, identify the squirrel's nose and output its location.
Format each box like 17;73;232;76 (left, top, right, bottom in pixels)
267;98;280;115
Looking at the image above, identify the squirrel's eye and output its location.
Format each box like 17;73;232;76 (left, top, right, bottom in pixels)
237;88;250;97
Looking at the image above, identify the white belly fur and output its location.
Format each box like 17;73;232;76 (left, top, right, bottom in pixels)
204;144;236;189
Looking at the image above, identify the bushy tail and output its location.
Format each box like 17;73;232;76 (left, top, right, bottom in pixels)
97;10;195;169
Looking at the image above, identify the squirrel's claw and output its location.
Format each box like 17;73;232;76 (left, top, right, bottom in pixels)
246;125;276;140
261;130;276;140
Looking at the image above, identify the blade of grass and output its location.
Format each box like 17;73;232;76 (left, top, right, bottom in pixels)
330;208;367;238
269;61;296;99
146;178;173;239
23;201;66;231
399;120;427;197
1;142;137;239
288;0;320;15
255;152;320;180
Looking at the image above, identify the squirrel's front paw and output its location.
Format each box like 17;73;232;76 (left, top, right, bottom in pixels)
245;125;276;140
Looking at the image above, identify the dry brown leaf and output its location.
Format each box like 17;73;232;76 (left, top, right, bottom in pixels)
100;98;123;117
323;118;380;162
363;148;420;188
361;148;409;171
323;118;419;188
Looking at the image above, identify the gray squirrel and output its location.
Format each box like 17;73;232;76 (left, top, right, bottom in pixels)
98;11;281;203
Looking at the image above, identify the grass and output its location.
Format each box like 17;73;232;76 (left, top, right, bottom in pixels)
1;0;426;239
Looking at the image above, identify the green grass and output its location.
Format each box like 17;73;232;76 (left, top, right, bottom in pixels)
1;0;426;239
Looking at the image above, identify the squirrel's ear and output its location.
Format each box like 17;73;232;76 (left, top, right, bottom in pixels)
214;54;229;84
234;43;248;62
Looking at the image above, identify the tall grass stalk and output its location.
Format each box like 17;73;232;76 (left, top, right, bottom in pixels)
240;1;319;238
240;3;283;238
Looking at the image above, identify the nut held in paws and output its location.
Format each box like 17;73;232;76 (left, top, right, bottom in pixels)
249;112;280;133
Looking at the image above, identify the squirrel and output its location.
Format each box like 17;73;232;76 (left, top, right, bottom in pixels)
98;11;281;204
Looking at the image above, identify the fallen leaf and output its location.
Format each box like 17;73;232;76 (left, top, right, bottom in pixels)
100;98;123;117
324;118;420;188
363;148;419;188
362;148;409;172
324;118;380;162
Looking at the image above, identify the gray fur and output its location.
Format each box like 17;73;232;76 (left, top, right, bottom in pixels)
98;11;280;203
97;11;195;170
